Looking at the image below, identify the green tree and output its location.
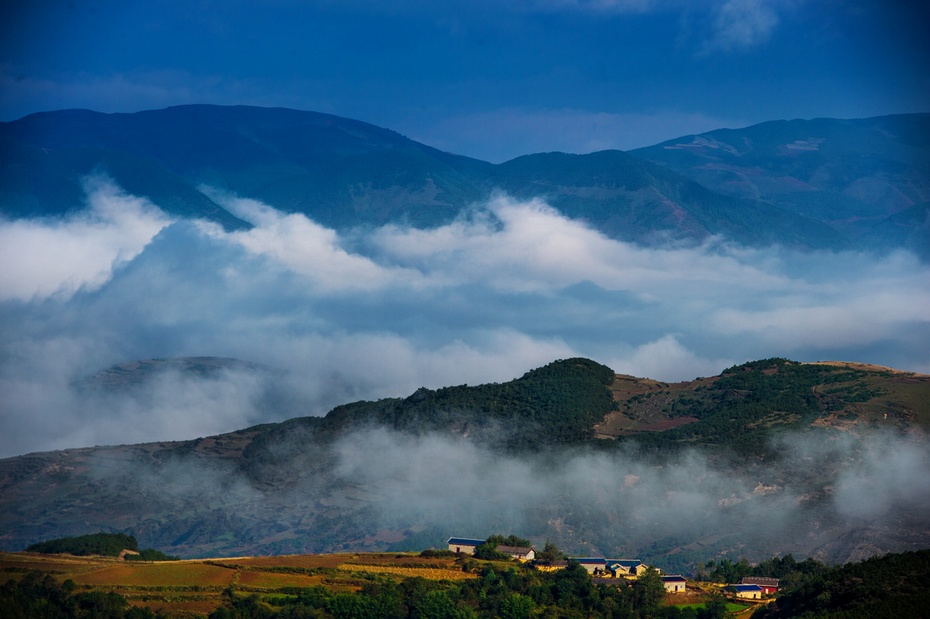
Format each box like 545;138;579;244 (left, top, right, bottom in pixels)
535;540;564;564
631;568;665;617
412;589;472;619
498;593;535;619
696;595;726;619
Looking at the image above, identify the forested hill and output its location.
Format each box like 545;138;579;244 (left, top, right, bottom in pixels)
0;357;928;562
305;357;617;448
754;549;930;618
599;357;930;455
25;532;138;557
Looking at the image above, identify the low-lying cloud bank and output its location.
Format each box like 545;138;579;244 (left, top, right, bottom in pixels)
0;176;172;302
70;422;930;563
328;426;930;562
0;178;927;457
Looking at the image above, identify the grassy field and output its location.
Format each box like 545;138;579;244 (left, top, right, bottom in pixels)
0;551;474;616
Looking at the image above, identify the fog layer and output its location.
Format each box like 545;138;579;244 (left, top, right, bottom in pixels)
1;178;927;456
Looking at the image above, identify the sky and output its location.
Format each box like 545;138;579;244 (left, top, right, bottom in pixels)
1;0;929;162
0;1;929;458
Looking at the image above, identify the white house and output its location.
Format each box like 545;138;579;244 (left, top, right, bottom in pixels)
732;584;764;600
497;545;536;562
661;575;687;593
447;537;486;555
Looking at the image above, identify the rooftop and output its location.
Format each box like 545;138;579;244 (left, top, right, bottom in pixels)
447;537;486;546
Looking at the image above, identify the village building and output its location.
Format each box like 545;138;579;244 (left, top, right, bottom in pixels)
732;584;764;600
535;560;569;572
661;575;687;593
607;559;651;578
572;557;608;575
497;545;536;562
446;537;486;555
740;576;779;594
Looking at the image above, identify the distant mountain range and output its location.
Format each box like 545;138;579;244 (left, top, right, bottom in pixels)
3;105;927;254
1;356;927;573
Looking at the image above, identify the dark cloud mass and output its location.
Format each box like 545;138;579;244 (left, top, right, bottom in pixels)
0;177;928;458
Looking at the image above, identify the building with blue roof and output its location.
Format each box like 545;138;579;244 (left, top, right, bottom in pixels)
447;537;486;554
732;584;764;600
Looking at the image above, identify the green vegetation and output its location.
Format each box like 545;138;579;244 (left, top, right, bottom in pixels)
25;533;177;561
6;548;930;618
472;535;533;561
619;358;895;456
252;358;617;457
0;572;157;618
26;533;139;557
752;549;930;618
127;549;181;562
4;356;928;562
0;561;688;619
534;541;565;565
208;561;680;619
698;554;829;590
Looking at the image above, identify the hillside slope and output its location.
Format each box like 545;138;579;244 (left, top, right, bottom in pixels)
0;357;927;571
631;114;930;257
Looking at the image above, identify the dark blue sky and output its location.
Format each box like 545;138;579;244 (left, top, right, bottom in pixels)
2;0;929;161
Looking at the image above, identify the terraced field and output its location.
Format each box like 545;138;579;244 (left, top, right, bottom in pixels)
0;551;474;616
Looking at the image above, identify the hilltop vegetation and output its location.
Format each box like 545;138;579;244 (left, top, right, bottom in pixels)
321;357;617;448
607;358;917;456
26;533;140;557
26;533;178;561
753;549;930;618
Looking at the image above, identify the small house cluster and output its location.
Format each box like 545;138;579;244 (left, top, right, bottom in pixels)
730;577;779;600
567;556;688;592
570;557;654;579
446;537;535;562
447;537;799;600
448;537;686;589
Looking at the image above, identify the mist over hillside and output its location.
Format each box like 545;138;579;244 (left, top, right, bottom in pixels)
1;106;928;573
2;358;928;573
1;107;928;460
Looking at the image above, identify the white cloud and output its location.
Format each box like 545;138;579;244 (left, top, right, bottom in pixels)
0;176;172;301
607;335;733;380
703;0;780;52
203;190;420;293
1;182;927;457
709;250;930;349
371;194;790;297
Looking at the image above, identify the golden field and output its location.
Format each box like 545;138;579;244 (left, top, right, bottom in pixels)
0;551;476;617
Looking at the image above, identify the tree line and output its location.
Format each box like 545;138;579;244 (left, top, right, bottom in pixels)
26;532;178;561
